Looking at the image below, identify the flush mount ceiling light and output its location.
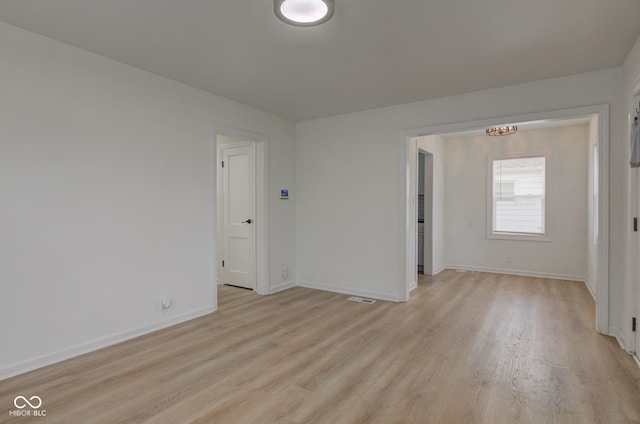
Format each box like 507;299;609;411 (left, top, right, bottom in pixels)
486;125;518;136
275;0;334;27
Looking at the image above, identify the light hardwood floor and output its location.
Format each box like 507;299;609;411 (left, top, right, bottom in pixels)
2;270;640;423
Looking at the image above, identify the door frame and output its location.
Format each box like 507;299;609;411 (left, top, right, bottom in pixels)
215;126;269;295
400;104;610;335
419;149;434;277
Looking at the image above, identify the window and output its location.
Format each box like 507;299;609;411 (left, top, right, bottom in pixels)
592;144;599;245
488;153;549;241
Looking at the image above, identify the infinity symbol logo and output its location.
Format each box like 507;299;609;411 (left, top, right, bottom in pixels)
14;395;42;409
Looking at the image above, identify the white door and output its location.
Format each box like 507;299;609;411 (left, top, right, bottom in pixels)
635;165;640;356
632;99;640;356
221;144;255;289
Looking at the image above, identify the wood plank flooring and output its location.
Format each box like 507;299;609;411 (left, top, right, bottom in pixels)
2;270;640;423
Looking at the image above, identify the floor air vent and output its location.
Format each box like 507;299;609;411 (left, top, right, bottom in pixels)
347;296;376;304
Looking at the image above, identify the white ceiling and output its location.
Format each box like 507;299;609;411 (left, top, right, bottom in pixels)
1;0;639;122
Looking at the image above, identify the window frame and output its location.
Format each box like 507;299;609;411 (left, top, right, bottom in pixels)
592;143;599;246
486;151;552;242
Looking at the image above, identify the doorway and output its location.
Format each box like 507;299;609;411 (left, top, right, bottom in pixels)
418;150;434;277
219;141;255;289
402;105;610;335
215;127;269;296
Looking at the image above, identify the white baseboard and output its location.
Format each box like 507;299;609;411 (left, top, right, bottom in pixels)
584;279;597;301
269;281;295;294
297;280;401;302
433;265;446;275
444;264;586;282
421;265;446;277
409;281;417;292
0;305;216;381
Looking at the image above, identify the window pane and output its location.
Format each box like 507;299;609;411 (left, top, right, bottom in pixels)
493;156;545;234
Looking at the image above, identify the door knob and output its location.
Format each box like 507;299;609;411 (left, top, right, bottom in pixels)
242;219;253;224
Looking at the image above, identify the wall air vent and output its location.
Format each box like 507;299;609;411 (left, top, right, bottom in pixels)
347;296;376;304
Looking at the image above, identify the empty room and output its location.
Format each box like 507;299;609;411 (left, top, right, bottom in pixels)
2;1;640;422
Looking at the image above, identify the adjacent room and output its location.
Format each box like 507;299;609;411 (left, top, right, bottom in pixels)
1;0;640;422
411;117;597;289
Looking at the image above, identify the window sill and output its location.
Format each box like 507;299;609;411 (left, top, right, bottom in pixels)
487;232;550;242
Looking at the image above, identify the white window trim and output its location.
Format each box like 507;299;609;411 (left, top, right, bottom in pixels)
486;150;552;242
592;143;599;246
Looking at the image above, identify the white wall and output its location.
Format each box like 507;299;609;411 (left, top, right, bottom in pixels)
442;125;589;280
296;68;622;317
587;118;599;297
0;21;296;378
